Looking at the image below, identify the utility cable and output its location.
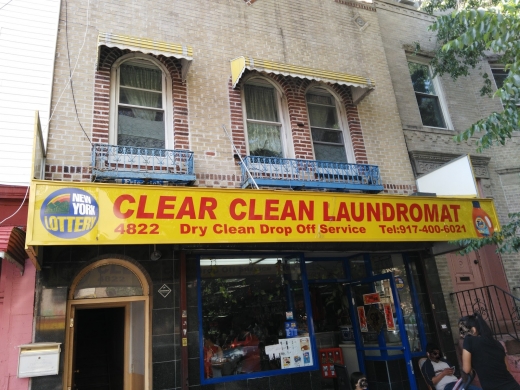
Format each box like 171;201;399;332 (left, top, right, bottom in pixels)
48;0;90;129
65;0;91;144
0;186;29;226
0;0;14;11
222;125;259;189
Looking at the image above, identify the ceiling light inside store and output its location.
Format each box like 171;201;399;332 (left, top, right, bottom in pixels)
200;258;280;266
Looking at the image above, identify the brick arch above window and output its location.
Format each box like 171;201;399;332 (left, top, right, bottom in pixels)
92;46;189;150
228;70;368;163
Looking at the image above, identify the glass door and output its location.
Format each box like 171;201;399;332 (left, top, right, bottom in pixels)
349;272;418;390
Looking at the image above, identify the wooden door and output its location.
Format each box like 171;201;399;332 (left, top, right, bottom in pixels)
446;251;484;294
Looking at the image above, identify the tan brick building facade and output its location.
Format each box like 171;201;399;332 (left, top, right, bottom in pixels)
26;1;519;390
376;0;520;344
46;0;416;192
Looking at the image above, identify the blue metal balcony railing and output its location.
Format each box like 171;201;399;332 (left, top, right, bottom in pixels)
92;144;196;184
240;156;384;193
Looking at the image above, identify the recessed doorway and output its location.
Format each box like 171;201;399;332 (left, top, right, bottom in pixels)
74;307;125;390
64;258;151;390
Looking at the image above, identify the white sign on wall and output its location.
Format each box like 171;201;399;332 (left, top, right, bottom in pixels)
416;155;478;197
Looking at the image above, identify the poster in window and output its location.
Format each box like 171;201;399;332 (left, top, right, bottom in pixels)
384;303;396;331
279;337;313;369
358;307;368;332
363;292;381;305
394;276;405;290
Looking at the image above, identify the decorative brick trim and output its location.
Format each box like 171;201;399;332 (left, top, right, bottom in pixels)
228;79;247;156
335;0;377;12
195;173;241;188
93;47;189;150
44;165;92;182
332;84;369;164
229;70;369;164
382;183;417;195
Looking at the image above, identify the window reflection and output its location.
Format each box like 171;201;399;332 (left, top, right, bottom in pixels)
305;260;345;280
370;254;420;352
349;255;367;280
74;264;143;299
200;256;313;379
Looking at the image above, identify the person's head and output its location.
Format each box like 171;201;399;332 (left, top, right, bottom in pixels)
350;371;368;390
426;343;442;363
204;335;216;347
459;313;493;339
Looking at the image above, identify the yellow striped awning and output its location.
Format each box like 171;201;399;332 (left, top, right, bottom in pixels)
97;32;193;81
230;56;375;104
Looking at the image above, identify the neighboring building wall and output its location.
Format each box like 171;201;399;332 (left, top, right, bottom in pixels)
0;186;29;227
0;0;60;186
0;259;36;390
376;0;520;339
45;0;416;193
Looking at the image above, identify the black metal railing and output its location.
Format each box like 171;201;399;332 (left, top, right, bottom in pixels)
450;285;520;341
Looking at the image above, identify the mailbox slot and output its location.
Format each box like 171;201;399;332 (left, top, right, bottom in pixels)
18;342;61;378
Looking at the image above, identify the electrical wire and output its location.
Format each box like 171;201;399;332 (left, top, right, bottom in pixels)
65;0;91;144
0;186;29;226
0;0;15;11
221;125;259;189
48;0;91;130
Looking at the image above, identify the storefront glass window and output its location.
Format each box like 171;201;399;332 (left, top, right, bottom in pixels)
305;260;345;280
370;254;420;352
311;283;351;335
73;264;143;299
199;256;315;381
349;255;367;280
407;254;435;346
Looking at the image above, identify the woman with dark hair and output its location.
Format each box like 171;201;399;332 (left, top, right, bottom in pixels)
350;371;368;390
460;314;520;390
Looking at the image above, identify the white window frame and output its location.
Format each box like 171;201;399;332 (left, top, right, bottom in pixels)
490;66;508;91
241;75;294;159
305;85;355;163
489;64;519;107
109;53;174;149
407;57;453;130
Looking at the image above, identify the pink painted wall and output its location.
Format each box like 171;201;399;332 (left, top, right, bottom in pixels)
0;259;36;390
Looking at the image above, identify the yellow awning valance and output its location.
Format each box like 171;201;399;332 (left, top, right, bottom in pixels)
97;32;193;81
230;56;375;104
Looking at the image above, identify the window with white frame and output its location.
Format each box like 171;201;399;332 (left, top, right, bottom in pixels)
408;61;450;129
491;67;508;90
490;66;520;107
243;79;287;158
306;87;352;163
110;55;173;149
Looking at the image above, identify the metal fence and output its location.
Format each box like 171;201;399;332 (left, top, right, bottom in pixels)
92;144;195;184
451;285;520;341
240;156;383;192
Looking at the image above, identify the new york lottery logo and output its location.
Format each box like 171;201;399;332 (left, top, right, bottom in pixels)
40;188;99;239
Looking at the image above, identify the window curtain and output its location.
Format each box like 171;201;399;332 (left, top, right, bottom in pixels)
118;63;165;148
120;64;162;121
244;84;283;157
246;122;283;157
307;94;338;129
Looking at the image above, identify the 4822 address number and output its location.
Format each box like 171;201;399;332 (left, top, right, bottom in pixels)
114;223;159;234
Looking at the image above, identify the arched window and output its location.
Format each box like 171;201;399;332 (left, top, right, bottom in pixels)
242;78;290;158
110;54;173;149
73;263;143;299
65;259;151;390
306;87;353;163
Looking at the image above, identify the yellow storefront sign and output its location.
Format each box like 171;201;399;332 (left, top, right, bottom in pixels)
26;181;500;245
